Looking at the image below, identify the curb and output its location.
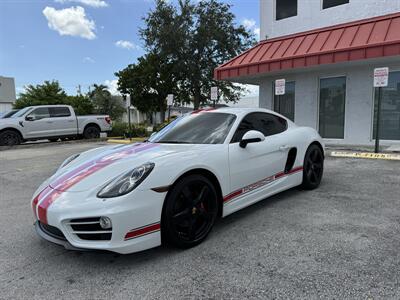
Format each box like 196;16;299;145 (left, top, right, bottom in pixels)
330;151;400;161
107;138;147;144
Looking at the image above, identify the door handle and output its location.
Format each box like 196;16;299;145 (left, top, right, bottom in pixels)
68;120;74;122
279;145;289;151
46;121;53;124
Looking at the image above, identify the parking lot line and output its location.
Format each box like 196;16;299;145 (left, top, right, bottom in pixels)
330;151;400;160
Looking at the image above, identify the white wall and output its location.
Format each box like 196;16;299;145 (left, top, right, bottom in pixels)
259;60;400;145
260;0;400;40
0;103;13;113
0;76;16;108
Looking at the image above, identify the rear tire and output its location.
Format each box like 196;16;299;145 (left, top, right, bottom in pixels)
83;126;100;139
301;144;324;190
0;130;21;146
162;174;218;249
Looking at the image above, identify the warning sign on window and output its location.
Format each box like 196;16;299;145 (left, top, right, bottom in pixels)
374;67;389;87
275;79;286;95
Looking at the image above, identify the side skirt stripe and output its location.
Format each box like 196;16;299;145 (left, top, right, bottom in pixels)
223;166;303;204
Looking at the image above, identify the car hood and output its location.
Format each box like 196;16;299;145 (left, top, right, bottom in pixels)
48;142;210;193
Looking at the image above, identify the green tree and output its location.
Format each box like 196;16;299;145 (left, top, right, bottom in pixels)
14;81;68;108
66;95;94;115
140;0;255;109
88;84;125;120
115;53;179;121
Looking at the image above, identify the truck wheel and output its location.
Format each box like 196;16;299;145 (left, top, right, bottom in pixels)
0;130;21;146
83;126;100;139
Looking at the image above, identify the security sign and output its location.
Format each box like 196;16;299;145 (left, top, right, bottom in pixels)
275;79;286;95
374;67;389;87
211;87;218;101
167;94;174;106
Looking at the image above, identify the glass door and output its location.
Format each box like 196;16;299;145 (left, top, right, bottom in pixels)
319;77;346;139
274;81;295;121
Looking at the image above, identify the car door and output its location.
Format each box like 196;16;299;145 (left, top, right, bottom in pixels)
226;112;289;208
48;107;77;136
23;107;52;138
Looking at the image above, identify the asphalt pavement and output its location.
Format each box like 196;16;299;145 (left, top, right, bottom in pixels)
1;142;400;299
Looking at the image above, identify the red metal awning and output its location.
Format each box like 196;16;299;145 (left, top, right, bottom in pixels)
215;12;400;81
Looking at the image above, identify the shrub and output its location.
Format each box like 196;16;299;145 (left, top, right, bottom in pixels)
109;122;150;138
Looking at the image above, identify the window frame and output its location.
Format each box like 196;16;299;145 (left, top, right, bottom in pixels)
321;0;349;10
49;107;72;118
371;69;400;141
275;0;298;21
230;112;288;144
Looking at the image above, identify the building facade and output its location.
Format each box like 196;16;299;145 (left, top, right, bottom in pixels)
216;1;400;145
0;76;16;113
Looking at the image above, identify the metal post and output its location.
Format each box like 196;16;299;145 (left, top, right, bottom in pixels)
375;86;382;153
128;106;132;141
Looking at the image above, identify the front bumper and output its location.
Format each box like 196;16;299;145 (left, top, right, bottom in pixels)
32;188;166;254
35;221;90;251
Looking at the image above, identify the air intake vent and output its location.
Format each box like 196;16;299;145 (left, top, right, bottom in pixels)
67;217;112;241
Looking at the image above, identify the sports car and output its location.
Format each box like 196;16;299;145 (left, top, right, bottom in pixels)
31;108;324;254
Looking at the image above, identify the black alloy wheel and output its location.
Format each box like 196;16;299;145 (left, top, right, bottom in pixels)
302;144;324;190
162;174;218;248
0;130;21;146
83;126;100;139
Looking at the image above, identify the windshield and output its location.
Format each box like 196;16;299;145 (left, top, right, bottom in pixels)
149;112;237;144
11;107;32;118
1;109;19;118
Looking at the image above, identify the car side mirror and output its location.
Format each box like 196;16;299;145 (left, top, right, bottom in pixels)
239;130;265;148
150;132;157;138
25;115;35;121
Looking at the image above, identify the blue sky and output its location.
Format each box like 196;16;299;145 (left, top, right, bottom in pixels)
0;0;259;96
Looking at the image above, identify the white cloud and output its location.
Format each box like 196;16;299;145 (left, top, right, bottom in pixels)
104;79;120;95
55;0;108;8
43;6;96;40
83;56;95;63
242;18;260;41
115;40;140;50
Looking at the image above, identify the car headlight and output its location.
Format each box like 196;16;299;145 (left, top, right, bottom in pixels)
97;162;155;198
58;153;80;170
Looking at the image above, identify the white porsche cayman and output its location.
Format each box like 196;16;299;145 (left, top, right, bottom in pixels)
32;108;324;254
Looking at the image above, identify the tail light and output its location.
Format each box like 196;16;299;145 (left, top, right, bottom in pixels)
105;116;112;124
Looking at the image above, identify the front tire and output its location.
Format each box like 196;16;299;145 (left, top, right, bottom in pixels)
162;174;218;248
301;144;324;190
0;130;21;146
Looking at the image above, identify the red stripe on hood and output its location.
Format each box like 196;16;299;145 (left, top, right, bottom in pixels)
36;143;158;224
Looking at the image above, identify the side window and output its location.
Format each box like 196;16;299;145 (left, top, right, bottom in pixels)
322;0;349;9
28;107;50;120
276;0;297;20
49;107;71;117
231;113;288;143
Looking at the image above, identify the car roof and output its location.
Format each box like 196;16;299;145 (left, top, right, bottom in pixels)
202;107;284;118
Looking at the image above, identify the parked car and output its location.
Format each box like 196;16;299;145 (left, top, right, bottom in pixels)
0;105;112;146
31;107;324;254
0;109;19;119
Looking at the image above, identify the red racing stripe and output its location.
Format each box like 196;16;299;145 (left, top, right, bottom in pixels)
36;143;159;224
124;222;161;240
223;166;303;203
